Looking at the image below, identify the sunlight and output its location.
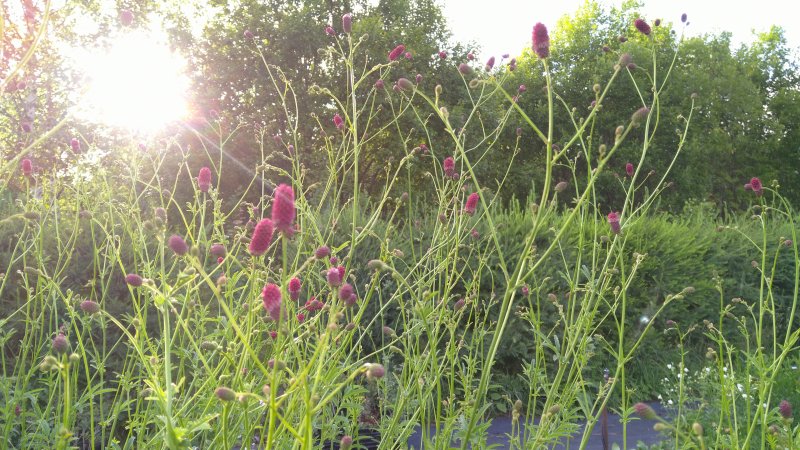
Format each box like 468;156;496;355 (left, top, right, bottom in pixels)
72;27;189;134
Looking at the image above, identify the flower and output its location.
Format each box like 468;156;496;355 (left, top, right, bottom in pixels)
631;106;650;126
244;29;254;39
333;113;344;130
438;50;447;59
532;23;550;59
262;283;282;321
485;56;496;71
168;235;189;256
779;400;792;419
120;9;134;26
397;78;414;91
326;267;342;287
467;52;474;60
375;79;384;89
249;218;274;256
554;181;568;192
508;58;517;71
21;159;33;177
681;13;688;23
342;13;352;34
339;283;356;305
443;156;456;179
340;435;353;450
626;162;634;177
197;167;212;193
215;387;236;402
125;273;143;286
415;73;423;83
70;138;81;152
388;44;405;61
518;84;526;93
634;18;651;36
288;277;301;300
634;402;657;420
607;212;621;235
366;363;385;379
405;52;412;59
314;245;330;259
464;192;479;215
744;177;763;196
271;184;296;235
80;300;101;315
52;333;69;354
21;122;31;133
209;243;226;258
458;63;472;76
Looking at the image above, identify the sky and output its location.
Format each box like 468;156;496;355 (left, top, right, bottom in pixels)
441;0;799;59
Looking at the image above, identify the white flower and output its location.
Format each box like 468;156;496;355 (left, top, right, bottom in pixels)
667;399;674;405
667;363;673;370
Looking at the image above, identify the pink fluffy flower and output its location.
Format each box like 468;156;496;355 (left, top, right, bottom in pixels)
21;159;33;177
634;18;651;36
197;167;212;193
70;138;81;152
485;56;495;71
333;113;344;130
532;23;550;59
464;192;479;216
271;184;296;236
125;273;143;287
342;13;352;34
607;212;621;235
625;162;634;177
388;44;405;61
210;243;226;258
262;283;282;322
339;283;357;306
326;267;342;287
315;245;330;259
288;277;301;300
744;177;763;196
438;51;447;59
120;9;133;26
443;156;455;179
249;218;274;256
168;235;189;256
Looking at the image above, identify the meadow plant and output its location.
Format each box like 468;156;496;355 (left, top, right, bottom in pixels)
1;9;798;450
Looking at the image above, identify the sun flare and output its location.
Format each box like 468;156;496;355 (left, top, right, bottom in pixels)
73;28;189;134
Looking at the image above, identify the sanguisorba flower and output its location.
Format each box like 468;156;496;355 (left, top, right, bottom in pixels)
262;283;282;321
626;162;634;177
397;77;414;91
634;402;657;420
388;44;405;61
52;333;69;354
271;184;296;235
532;23;550;59
249;218;274;256
443;156;455;178
326;267;342;287
80;300;101;315
70;138;81;152
485;56;495;71
197;166;212;193
21;159;32;177
779;400;792;419
342;13;352;34
288;277;301;300
607;212;621;235
631;106;650;127
125;273;143;286
120;9;133;26
464;192;479;216
168;235;189;256
634;18;651;36
744;177;763;196
333;113;344;130
210;243;226;258
314;245;330;259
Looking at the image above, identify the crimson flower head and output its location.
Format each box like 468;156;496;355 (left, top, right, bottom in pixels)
342;13;352;34
168;235;189;256
326;267;342;287
210;243;226;258
70;138;81;152
375;79;384;89
249;218;274;256
333;113;344;130
271;184;296;236
21;159;33;177
197;167;212;193
120;9;134;26
388;44;405;61
607;212;621;235
314;245;330;259
464;192;479;216
779;400;792;419
438;50;447;59
485;56;496;71
405;51;412;59
634;18;651;36
626;162;634;177
339;283;357;306
262;283;282;322
532;23;550;59
634;402;657;420
744;177;763;196
125;273;143;286
288;277;301;300
244;29;254;39
443;156;455;179
325;26;335;36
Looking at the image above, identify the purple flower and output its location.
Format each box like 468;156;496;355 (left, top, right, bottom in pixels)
249;218;274;256
532;23;550;59
518;84;526;93
458;63;472;76
325;26;335;36
342;13;352;34
631;106;650;126
397;77;414;91
70;138;81;152
262;283;282;321
405;52;412;59
443;156;455;179
21;159;32;177
288;277;301;301
125;273;143;287
464;192;479;216
375;79;384;89
626;162;634;177
80;300;101;314
744;177;763;196
333;113;344;130
779;400;792;419
438;50;447;59
52;333;69;354
508;58;517;71
244;29;254;39
681;13;688;23
634;402;657;420
120;9;133;26
271;184;296;236
467;52;474;60
168;235;189;256
388;44;405;61
634;18;651;36
607;212;621;235
338;283;355;303
485;56;496;71
326;267;342;287
21;122;31;133
415;73;423;84
197;166;212;193
210;243;226;258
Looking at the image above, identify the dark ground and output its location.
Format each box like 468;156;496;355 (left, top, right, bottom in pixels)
408;402;667;449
